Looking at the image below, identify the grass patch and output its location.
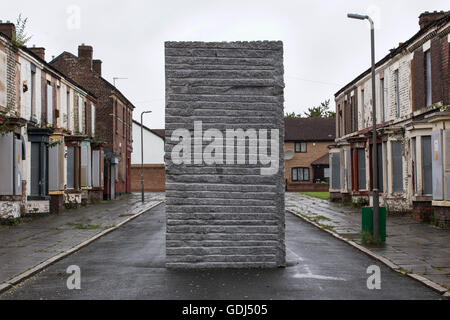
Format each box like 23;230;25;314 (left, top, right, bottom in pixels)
66;222;101;230
430;216;445;229
360;231;382;246
301;192;330;200
312;215;331;222
1;218;21;226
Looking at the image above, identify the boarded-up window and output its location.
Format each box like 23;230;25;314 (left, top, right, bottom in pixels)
87;144;92;187
91;105;95;136
377;143;383;193
47;82;53;125
394;70;400;117
361;89;365;128
425;50;432;107
350;96;355;132
392;141;403;193
357;148;366;190
92;150;100;187
80;143;88;186
78;96;83;133
345;147;352;191
0;133;14;195
422;136;432;195
331;153;340;189
30;142;47;196
380;77;385;122
49;144;60;191
31;66;36;118
0;49;6;108
14;136;23;196
67;146;75;189
412;137;417;194
66;91;70;128
383;142;389;193
432;130;443;200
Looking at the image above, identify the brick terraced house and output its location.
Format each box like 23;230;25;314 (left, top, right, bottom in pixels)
0;23;102;220
284;117;335;191
50;45;135;199
330;11;450;227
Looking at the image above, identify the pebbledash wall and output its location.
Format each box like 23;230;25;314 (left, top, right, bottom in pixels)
165;41;286;268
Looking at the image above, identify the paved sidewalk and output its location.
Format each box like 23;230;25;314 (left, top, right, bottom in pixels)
286;192;450;290
0;192;164;288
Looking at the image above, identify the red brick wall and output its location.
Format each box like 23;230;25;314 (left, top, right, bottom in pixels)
130;164;165;192
50;48;134;196
286;183;329;192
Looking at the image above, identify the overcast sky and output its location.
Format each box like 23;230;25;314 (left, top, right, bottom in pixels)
4;0;449;129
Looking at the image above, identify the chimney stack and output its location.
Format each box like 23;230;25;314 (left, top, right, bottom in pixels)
29;46;46;61
0;22;16;40
78;44;93;69
419;11;448;29
93;59;102;75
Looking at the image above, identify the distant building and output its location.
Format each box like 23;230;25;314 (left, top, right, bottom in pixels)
50;45;135;199
330;11;450;227
131;120;165;191
284;117;335;191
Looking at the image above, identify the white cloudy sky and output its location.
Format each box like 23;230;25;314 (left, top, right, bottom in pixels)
3;0;449;129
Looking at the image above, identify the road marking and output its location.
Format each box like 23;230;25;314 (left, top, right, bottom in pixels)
286;247;345;281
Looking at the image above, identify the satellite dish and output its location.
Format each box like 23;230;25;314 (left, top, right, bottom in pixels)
285;150;294;160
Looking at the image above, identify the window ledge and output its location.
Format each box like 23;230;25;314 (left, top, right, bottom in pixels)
27;196;50;201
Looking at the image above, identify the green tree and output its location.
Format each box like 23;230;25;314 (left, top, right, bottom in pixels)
284;111;302;118
303;99;335;118
12;14;32;46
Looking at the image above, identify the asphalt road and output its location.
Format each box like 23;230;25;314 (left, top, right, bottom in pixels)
0;203;442;300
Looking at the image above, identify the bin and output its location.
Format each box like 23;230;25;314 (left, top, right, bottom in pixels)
361;207;386;243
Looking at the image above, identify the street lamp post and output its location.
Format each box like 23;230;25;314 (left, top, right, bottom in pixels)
347;13;380;241
140;110;152;203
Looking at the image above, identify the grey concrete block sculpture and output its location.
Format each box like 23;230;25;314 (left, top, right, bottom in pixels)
165;41;285;268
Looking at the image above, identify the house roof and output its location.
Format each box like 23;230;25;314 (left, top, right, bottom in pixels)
284;117;335;141
311;153;330;166
151;129;165;140
334;11;450;97
0;33;97;100
132;120;165;141
50;51;135;109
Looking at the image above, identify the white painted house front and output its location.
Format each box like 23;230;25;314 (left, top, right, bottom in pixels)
131;120;165;191
131;120;164;164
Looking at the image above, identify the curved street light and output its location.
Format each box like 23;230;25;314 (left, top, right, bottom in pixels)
347;13;380;242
